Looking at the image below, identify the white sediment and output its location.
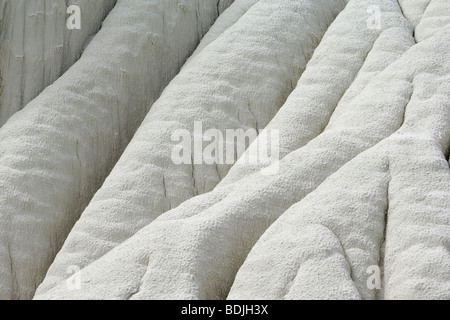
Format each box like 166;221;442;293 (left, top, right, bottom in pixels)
228;29;450;300
398;0;432;28
220;0;413;186
414;0;450;42
186;0;260;63
35;0;347;298
0;0;117;126
0;0;448;301
35;0;440;300
0;0;232;300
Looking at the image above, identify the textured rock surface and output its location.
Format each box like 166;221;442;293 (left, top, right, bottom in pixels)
35;0;448;300
229;28;450;298
220;0;413;185
0;0;449;300
0;0;117;126
230;1;450;300
414;0;450;42
398;0;431;28
34;0;347;297
0;0;233;300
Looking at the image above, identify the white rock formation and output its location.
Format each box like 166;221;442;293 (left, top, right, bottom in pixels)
414;0;450;42
0;0;233;300
228;28;450;298
35;0;450;300
228;2;450;300
0;0;117;126
186;0;259;63
220;0;413;185
35;0;347;297
0;0;448;301
398;0;432;28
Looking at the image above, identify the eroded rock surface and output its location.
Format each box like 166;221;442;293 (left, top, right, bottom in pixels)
0;0;448;300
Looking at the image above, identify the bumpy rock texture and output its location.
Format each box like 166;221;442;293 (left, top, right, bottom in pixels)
0;0;117;127
0;0;448;300
0;0;234;300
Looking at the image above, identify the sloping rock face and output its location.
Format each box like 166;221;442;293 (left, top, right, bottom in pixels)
0;0;234;300
0;0;117;127
35;0;348;298
0;0;448;300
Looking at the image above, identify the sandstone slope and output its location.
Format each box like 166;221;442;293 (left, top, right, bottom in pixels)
36;0;347;297
0;0;117;126
35;0;448;300
0;0;233;300
0;0;447;301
